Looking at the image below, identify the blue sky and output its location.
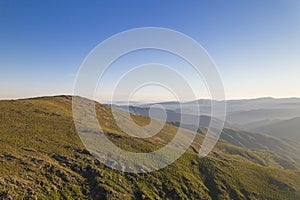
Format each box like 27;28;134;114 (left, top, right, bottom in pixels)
1;0;300;101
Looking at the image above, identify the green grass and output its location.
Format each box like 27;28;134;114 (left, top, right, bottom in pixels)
0;95;300;199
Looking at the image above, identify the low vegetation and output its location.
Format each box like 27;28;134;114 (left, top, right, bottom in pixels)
0;96;300;199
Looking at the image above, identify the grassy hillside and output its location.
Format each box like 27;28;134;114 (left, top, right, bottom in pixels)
115;104;300;167
219;127;300;165
1;96;300;199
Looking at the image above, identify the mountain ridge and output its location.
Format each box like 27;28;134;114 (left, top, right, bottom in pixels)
1;96;300;199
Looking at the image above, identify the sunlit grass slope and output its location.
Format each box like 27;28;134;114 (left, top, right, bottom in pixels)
0;96;300;199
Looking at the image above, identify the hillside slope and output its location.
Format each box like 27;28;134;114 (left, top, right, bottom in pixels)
111;104;300;166
252;117;300;141
1;96;300;199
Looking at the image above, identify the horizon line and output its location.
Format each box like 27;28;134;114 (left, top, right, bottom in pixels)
1;94;300;103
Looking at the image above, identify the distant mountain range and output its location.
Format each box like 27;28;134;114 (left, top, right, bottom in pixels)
108;97;300;142
252;117;300;141
109;103;300;165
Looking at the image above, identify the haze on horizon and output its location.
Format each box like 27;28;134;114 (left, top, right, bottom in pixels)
1;1;300;101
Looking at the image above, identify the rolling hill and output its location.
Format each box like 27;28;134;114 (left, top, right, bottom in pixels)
252;117;300;141
110;104;300;165
1;96;300;199
128;97;300;142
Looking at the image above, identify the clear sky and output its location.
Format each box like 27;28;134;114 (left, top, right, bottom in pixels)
1;0;300;101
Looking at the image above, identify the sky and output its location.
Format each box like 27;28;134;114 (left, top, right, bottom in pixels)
1;0;300;101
